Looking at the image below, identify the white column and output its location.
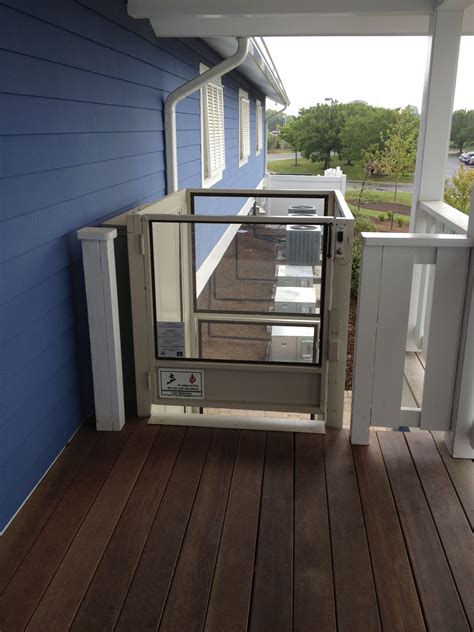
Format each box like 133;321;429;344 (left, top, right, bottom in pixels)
411;8;464;229
78;227;125;431
407;8;463;351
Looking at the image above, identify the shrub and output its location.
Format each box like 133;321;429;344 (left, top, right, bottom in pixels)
378;212;386;222
444;164;474;214
355;217;375;234
396;215;406;228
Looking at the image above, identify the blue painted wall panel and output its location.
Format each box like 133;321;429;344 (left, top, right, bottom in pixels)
0;132;165;179
0;0;266;531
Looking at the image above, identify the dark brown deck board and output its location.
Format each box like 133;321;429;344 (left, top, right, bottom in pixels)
249;432;294;632
1;422;471;632
70;426;186;632
204;430;265;632
0;425;133;632
378;431;470;631
115;427;212;632
325;429;381;632
352;432;425;632
25;421;159;632
0;422;99;594
405;432;474;629
431;431;474;530
294;433;336;632
158;429;239;632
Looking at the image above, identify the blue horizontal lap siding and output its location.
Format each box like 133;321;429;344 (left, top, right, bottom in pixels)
0;0;266;531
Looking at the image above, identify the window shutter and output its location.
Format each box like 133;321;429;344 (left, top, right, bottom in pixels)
203;81;225;179
256;101;263;153
240;95;250;161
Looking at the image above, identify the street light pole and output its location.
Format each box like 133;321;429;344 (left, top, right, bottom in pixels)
325;97;334;169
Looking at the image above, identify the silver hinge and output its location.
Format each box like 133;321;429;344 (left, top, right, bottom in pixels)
146;370;152;391
139;234;146;256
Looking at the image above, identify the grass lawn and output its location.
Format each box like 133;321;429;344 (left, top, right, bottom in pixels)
268;156;414;183
345;188;412;207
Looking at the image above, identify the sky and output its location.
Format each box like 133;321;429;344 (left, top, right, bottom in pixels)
264;36;473;114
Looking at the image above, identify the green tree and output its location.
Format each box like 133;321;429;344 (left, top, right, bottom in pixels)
279;118;305;165
444;164;474;214
450;109;474;154
378;107;419;229
340;106;396;164
298;102;345;169
356;145;384;212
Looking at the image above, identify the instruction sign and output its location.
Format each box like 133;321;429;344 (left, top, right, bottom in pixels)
156;321;185;358
158;369;204;399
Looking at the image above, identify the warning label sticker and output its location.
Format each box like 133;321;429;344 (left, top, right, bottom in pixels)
156;321;185;358
158;369;204;399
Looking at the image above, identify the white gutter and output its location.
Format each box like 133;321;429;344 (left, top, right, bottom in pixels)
266;104;287;125
164;37;250;194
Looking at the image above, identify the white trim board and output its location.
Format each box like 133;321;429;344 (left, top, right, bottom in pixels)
149;409;325;434
196;177;264;297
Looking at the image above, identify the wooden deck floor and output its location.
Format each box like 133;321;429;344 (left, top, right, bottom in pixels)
0;421;472;632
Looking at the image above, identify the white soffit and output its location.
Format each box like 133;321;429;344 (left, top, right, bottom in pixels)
129;1;474;35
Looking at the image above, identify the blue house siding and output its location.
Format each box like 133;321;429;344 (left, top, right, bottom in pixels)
0;0;266;530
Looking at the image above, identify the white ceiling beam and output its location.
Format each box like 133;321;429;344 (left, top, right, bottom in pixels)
128;0;437;18
148;14;436;37
435;0;473;10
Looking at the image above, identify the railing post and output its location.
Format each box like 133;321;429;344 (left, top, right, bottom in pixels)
78;227;125;431
445;190;474;458
350;241;383;444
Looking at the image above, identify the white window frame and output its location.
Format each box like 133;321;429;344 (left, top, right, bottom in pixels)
239;89;251;166
200;64;225;187
256;99;263;156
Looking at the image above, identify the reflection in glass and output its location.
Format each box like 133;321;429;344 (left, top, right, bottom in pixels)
199;321;319;364
194;222;324;317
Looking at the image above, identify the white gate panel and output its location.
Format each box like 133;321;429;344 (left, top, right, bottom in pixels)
371;247;415;427
421;247;470;430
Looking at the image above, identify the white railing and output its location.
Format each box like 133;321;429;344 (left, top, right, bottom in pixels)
409;200;468;351
350;231;473;444
416;200;469;235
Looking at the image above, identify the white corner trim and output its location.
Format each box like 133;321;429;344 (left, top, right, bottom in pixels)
196;178;264;297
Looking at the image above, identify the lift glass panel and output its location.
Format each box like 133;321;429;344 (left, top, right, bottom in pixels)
127;188;354;428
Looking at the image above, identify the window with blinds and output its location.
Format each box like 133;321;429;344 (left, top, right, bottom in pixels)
202;80;225;182
239;90;250;165
256;100;263;155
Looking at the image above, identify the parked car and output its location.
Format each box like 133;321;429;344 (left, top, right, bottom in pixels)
459;150;474;162
468;156;474;166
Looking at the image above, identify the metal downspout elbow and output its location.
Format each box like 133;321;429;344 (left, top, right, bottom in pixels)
164;37;250;194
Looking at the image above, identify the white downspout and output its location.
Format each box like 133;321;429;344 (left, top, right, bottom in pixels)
164;37;250;194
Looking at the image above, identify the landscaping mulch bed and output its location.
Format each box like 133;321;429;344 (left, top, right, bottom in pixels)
346;199;411;215
371;220;411;233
